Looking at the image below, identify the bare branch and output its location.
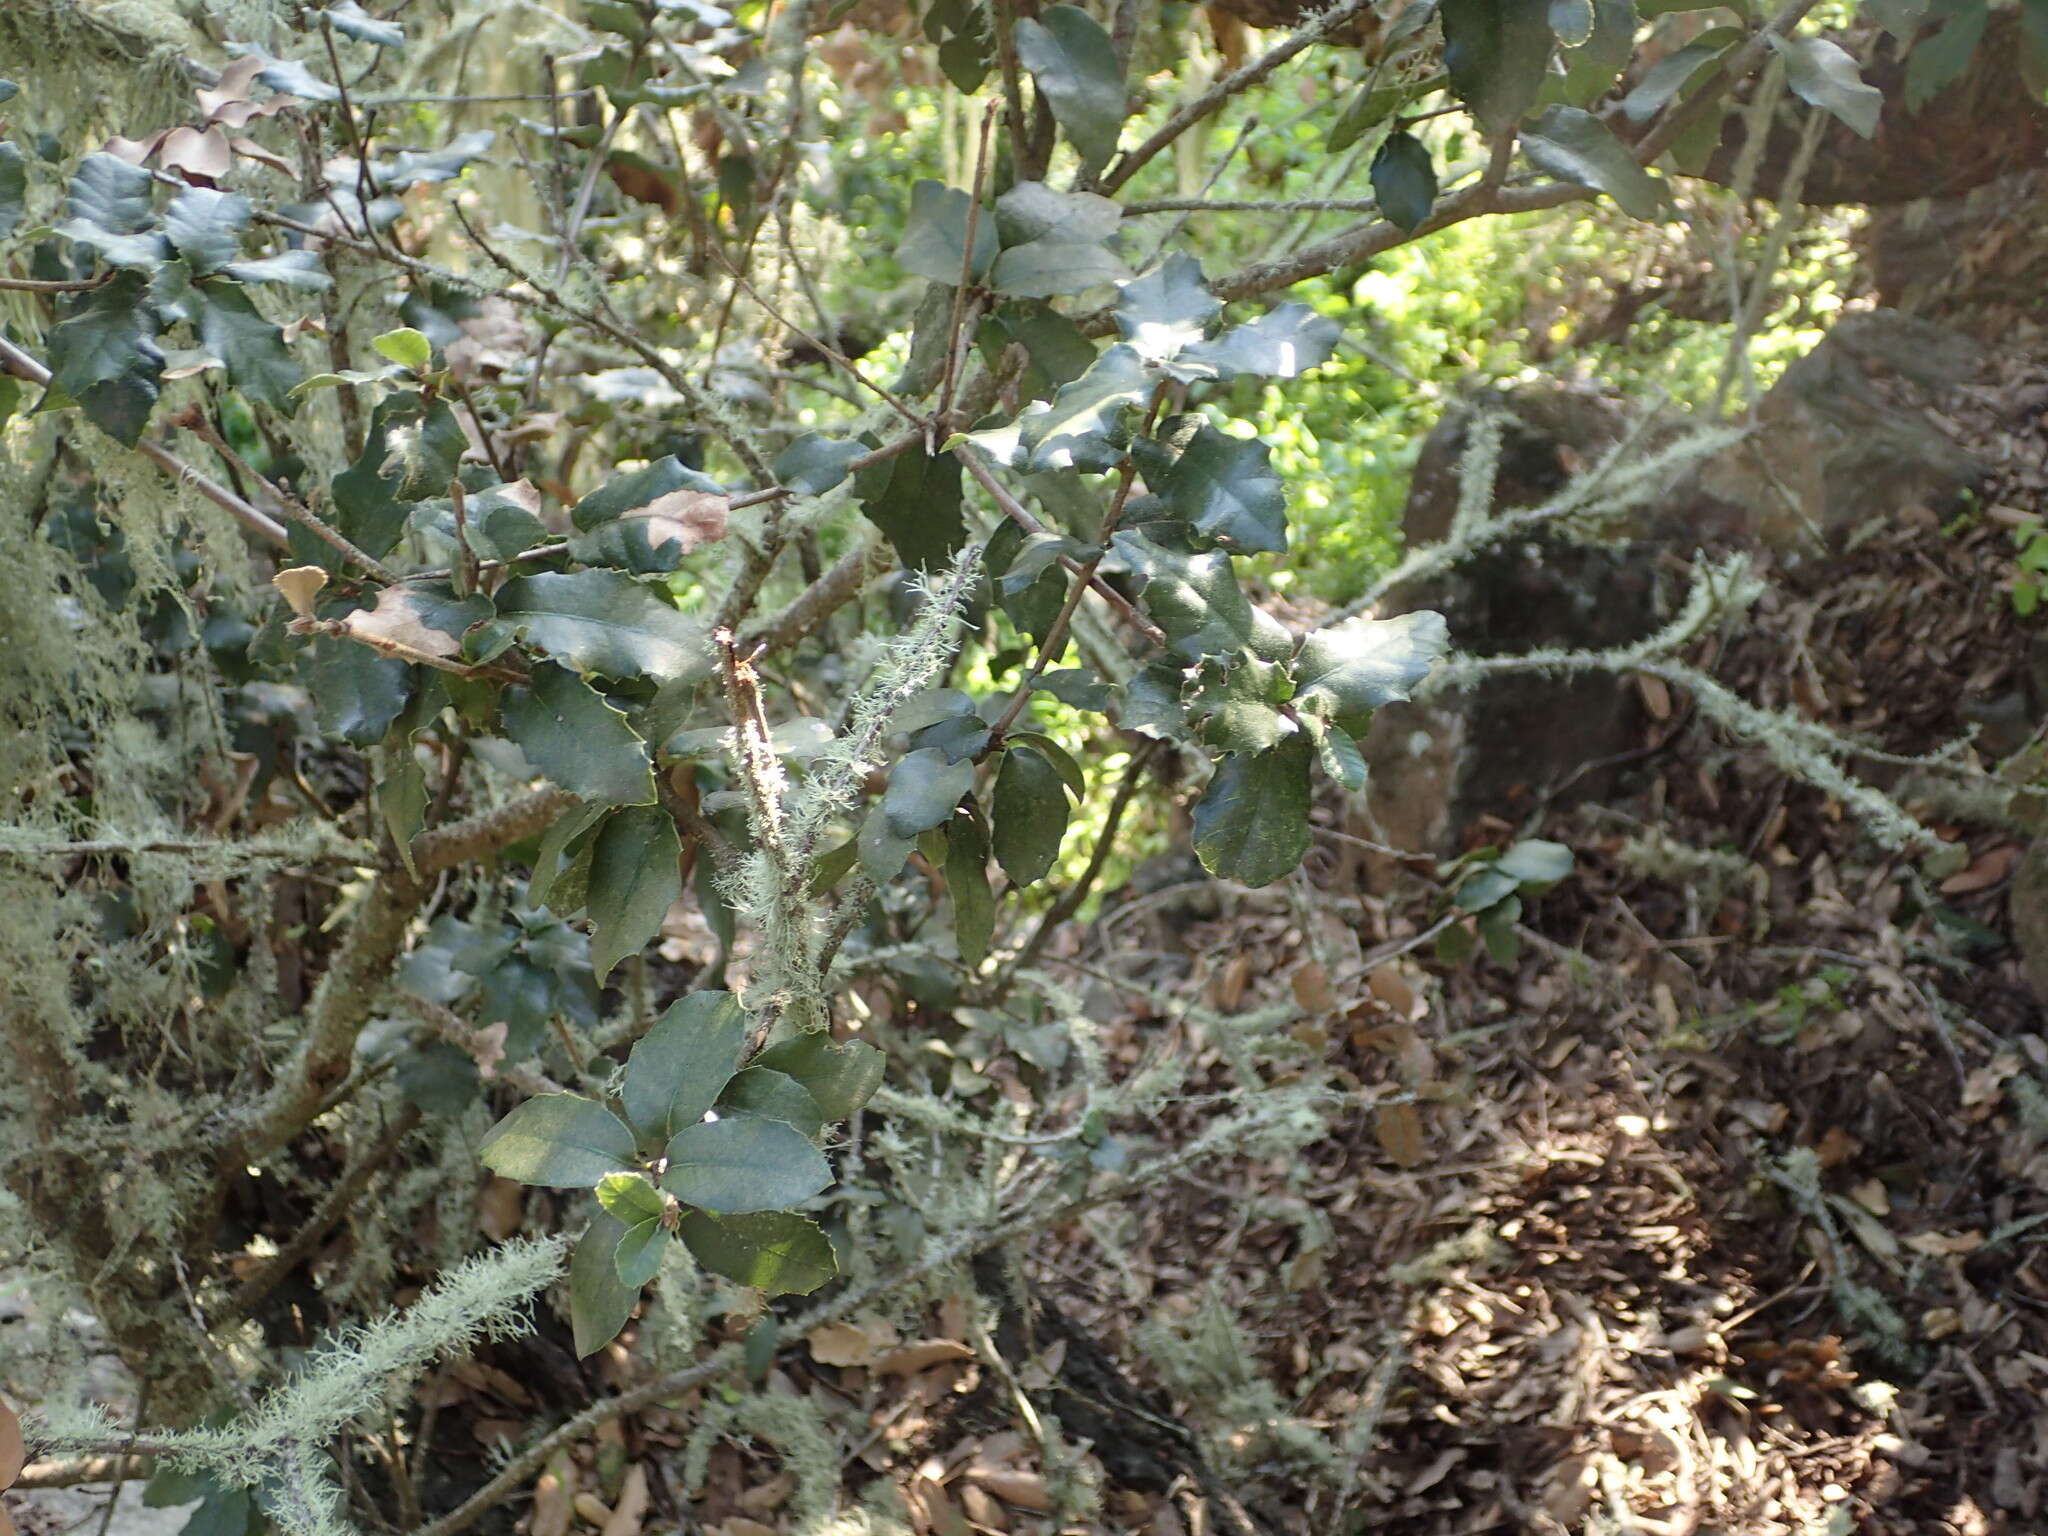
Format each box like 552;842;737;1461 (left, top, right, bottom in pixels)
1096;0;1377;194
0;335;291;550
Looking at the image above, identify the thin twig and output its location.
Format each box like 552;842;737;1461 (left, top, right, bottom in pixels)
0;335;290;549
223;1105;424;1323
178;410;400;581
0;272;115;293
1096;0;1377;194
958;448;1167;646
939;104;998;426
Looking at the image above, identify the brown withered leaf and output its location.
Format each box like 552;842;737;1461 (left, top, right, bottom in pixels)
0;1388;24;1488
1940;843;2019;894
230;136;295;176
342;586;467;660
104;131;168;166
599;1464;647;1536
528;1450;576;1536
159;125;233;181
615;490;729;561
605;154;678;214
197;57;265;119
273;565;329;620
1291;961;1336;1013
476;1175;525;1242
964;1465;1051;1512
808;1320;883;1367
1376;1101;1424;1168
874;1339;975;1375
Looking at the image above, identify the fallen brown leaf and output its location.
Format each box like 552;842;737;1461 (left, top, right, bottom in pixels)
1940;843;2019;894
1376;1101;1424;1168
0;1390;22;1488
530;1450;576;1536
599;1464;647;1536
874;1339;976;1375
964;1466;1050;1512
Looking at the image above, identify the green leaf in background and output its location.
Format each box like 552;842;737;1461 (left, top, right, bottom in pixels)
945;809;995;967
1021;343;1154;472
144;1469;251;1536
754;1031;886;1120
1173;304;1342;382
57;153;163;267
372;326;433;371
896;178;997;285
854;443;967;570
858;803;915;884
1548;0;1594;46
992;743;1071;886
46;270;165;445
570;454;722;528
223;249;334;290
1292;609;1450;733
1454;838;1574;910
1111;529;1293;663
1560;0;1635;104
1501;838;1574;884
662;1116;832;1213
197;282;299;412
1302;713;1368;791
677;1209;837;1295
570;1211;640;1356
0;143;26;239
1863;0;1930;36
987;520;1069;643
377;751;429;878
1520;105;1664;219
585;803;682;982
613;1217;668;1287
1620;28;1741;123
323;0;406;46
1002;730;1086;798
1439;0;1553;133
883;746;976;839
620;990;750;1144
1770;34;1882;138
1329;76;1438;152
527;802;608;912
496;570;709;683
1157;424;1288;554
595;1170;669;1226
1903;0;1988;110
994;180;1121;247
1370;131;1438;233
479;1093;638;1186
720;1067;826;1136
990;239;1131;299
302;634;411;746
501;661;657;806
1115;254;1221;364
1192;734;1314;888
1186;657;1297;754
162;187;250;274
1012;5;1127;174
773;432;866;496
1479;891;1523;963
328;392;466;564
